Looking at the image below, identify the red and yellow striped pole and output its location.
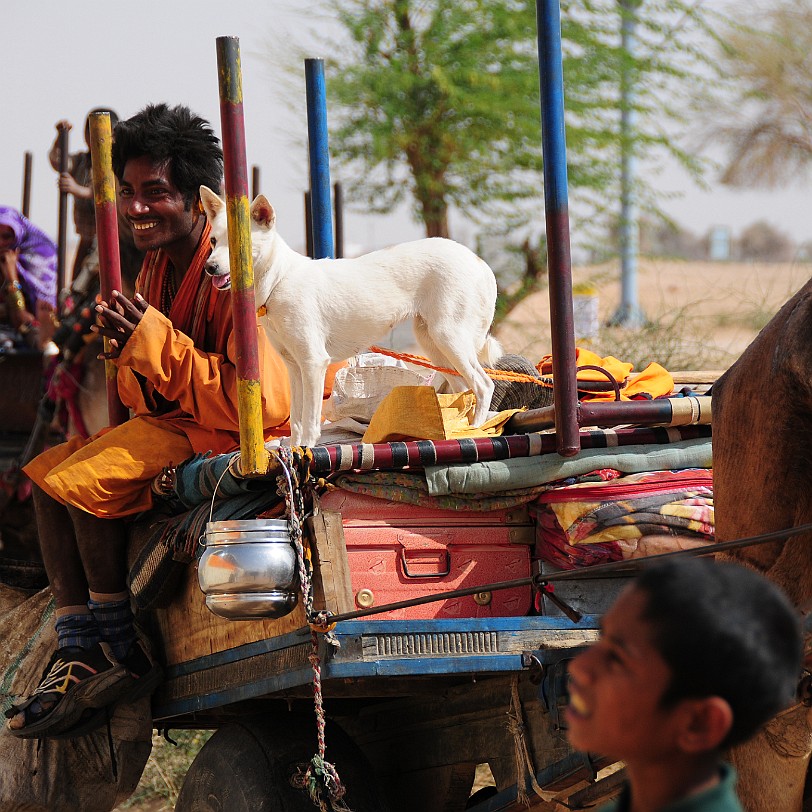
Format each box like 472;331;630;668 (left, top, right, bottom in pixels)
88;112;128;427
216;36;270;475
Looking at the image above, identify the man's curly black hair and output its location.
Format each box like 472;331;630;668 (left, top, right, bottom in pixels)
112;103;223;209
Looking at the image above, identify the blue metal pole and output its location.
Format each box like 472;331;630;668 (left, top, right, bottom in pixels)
304;58;335;259
536;0;580;457
609;0;645;327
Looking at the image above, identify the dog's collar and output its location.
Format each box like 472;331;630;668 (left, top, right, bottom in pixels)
257;304;267;317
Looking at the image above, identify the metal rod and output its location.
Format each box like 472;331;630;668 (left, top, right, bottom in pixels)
216;35;270;476
304;190;314;259
609;0;645;328
21;152;33;219
88;113;128;427
56;126;70;294
535;0;579;457
506;397;711;434
304;58;334;259
251;165;260;199
334;181;344;259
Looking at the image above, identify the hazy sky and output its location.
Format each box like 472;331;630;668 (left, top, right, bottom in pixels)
4;0;810;260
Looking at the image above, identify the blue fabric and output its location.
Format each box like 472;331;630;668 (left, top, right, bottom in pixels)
55;612;100;650
87;598;135;661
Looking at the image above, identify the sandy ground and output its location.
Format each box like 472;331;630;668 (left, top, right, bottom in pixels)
495;258;811;372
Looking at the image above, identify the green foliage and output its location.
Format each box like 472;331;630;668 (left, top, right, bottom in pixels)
324;0;719;238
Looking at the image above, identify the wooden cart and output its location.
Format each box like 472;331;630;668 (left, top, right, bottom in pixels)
147;500;629;812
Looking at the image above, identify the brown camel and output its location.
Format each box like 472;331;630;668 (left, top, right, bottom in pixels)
713;276;812;812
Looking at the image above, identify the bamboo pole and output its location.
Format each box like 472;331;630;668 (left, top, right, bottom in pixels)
88;112;128;427
56;126;70;294
216;35;270;475
21;152;33;219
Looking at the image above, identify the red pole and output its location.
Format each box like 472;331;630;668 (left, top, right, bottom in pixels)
88;112;128;427
216;35;270;474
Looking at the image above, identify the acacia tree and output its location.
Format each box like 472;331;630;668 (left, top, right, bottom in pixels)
705;0;812;188
327;0;547;238
326;0;716;243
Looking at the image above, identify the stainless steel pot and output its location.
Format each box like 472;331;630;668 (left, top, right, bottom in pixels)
198;518;299;620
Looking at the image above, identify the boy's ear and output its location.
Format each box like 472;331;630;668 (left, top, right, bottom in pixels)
675;697;734;754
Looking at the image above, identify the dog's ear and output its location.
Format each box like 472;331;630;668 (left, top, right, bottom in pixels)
199;185;224;221
251;195;276;230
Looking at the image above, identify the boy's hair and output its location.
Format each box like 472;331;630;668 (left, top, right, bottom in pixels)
112;103;223;208
636;557;802;749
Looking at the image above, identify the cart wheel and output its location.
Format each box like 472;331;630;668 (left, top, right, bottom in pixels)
175;716;391;812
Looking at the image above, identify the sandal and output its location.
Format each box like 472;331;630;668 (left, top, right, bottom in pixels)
4;643;130;739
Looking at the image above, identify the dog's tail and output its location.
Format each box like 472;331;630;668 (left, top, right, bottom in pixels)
479;335;503;368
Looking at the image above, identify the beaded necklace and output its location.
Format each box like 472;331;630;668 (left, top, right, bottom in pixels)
161;266;178;315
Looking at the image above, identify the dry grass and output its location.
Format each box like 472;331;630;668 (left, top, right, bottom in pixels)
496;258;810;371
115;730;212;811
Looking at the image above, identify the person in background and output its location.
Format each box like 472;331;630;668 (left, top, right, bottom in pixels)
566;556;802;812
0;206;58;349
49;108;120;284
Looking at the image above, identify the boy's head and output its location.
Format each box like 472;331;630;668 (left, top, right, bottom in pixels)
566;557;801;763
111;103;223;209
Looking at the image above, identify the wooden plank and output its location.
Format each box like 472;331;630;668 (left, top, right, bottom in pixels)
155;511;354;666
565;765;626;809
307;509;355;615
155;560;307;667
671;370;725;385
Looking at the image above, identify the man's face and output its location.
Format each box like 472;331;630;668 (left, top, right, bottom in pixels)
565;586;682;764
117;155;199;253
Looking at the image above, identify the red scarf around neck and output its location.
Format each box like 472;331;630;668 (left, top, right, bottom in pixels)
135;220;232;354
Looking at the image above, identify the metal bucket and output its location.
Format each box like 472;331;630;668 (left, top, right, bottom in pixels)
198;518;299;620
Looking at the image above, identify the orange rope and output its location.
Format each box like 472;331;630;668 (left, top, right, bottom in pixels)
368;345;554;388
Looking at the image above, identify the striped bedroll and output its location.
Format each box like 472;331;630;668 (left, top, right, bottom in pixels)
308;425;711;475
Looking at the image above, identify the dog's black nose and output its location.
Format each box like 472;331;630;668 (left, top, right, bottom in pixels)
204;263;218;277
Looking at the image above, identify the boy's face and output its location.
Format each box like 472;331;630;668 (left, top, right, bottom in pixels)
566;585;683;763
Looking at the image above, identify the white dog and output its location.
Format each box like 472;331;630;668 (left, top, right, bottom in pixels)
200;186;501;447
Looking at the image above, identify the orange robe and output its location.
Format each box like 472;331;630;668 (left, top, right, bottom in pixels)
24;223;292;518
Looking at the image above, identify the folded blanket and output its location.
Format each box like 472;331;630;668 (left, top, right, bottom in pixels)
332;468;621;513
532;469;714;570
424;438;712;496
